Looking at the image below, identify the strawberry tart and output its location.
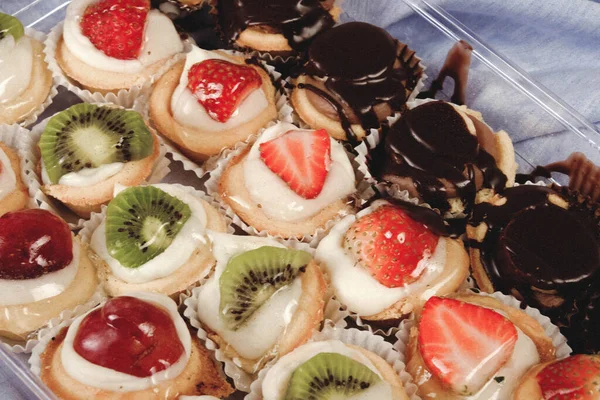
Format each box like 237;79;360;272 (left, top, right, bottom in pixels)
406;294;557;399
53;0;184;95
216;121;356;239
149;45;278;162
0;141;28;216
315;199;469;323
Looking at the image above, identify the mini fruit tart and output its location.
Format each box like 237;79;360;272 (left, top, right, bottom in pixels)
215;121;356;239
0;209;98;343
88;183;227;297
0;13;54;125
0;141;28;216
315;199;469;324
149;45;278;162
52;0;184;95
406;294;557;399
291;22;424;143
37;103;162;218
34;292;234;399
186;233;326;375
514;354;600;400
467;184;600;354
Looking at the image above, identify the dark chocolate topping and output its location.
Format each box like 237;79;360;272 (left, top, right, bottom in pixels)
218;0;334;51
384;198;453;237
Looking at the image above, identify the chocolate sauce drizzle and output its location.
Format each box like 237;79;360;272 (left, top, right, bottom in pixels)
218;0;334;51
297;22;422;143
469;185;600;354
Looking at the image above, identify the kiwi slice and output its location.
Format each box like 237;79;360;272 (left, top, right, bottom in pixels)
0;13;24;42
105;186;192;269
219;246;312;330
39;104;154;184
284;352;381;400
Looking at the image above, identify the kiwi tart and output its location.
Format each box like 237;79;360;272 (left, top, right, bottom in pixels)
87;183;228;297
37;103;161;218
185;233;327;384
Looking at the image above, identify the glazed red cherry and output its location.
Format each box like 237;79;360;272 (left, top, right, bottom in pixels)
73;296;185;377
0;209;73;280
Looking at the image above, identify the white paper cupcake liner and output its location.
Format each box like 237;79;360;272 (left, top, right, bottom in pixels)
44;23;185;108
22;107;171;229
0;124;37;210
245;325;421;400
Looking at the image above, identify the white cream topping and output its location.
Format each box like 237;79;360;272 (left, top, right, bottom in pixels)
90;184;208;284
61;292;191;392
195;232;302;362
262;340;393;400
171;46;269;131
63;0;183;74
0;236;79;306
315;202;447;316
0;34;33;103
0;146;17;201
58;162;125;187
243;122;356;222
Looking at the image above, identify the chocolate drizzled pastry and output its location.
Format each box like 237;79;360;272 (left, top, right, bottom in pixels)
291;22;423;143
467;185;600;354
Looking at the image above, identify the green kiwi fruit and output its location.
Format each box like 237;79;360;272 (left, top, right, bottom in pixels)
219;246;312;330
284;352;382;400
0;13;24;42
39;103;154;184
105;186;192;269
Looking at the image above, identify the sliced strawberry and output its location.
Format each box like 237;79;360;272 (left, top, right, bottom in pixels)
187;59;262;123
418;297;518;395
259;129;331;199
537;355;600;400
343;205;438;288
80;0;149;60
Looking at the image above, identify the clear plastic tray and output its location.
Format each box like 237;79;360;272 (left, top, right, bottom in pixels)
1;0;599;399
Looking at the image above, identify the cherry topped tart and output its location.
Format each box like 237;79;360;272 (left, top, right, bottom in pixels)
0;209;73;280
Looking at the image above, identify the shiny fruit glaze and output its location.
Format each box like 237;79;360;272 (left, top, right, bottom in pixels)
73;296;185;378
0;209;73;280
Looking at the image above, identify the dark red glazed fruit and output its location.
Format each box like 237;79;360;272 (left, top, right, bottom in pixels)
0;209;73;280
73;296;185;377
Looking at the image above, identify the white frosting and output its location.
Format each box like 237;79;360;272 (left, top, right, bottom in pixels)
171;46;269;130
90;184;208;284
0;146;17;201
0;35;33;103
57;162;124;187
63;0;183;74
315;202;447;316
262;340;393;400
61;292;192;392
195;232;303;361
0;236;79;306
243;122;356;222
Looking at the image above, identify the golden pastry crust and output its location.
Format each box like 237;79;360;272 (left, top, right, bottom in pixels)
56;36;173;95
0;142;28;217
149;55;278;162
512;362;547;400
0;37;53;125
40;132;161;218
208;260;327;374
92;199;228;297
0;238;98;342
219;146;353;239
39;329;234;400
405;292;556;400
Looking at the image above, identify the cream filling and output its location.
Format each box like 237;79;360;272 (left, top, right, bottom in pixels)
41;160;125;187
63;0;183;74
315;201;447;316
243;122;356;222
0;35;33;103
262;340;393;400
171;46;269;131
61;292;191;392
0;146;17;201
194;232;302;361
90;184;208;284
0;236;79;306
